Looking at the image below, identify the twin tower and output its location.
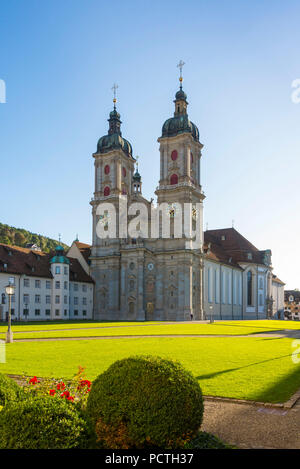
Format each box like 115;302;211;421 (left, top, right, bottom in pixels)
90;77;206;321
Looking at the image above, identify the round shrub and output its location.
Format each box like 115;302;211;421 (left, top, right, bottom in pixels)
0;396;93;449
86;355;203;449
0;373;23;407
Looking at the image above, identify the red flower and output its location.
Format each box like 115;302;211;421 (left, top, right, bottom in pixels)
49;389;56;396
67;396;74;402
56;382;66;391
29;376;40;385
60;391;70;399
77;379;92;390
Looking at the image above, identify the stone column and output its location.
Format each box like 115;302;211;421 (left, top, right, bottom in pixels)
160;147;164;181
137;258;145;320
199;255;204;320
186;145;191;180
116;159;121;192
155;260;164;318
120;260;126;312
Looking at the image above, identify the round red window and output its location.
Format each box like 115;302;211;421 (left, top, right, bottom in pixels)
171;150;178;161
104;186;110;196
104;165;110;175
170;174;178;185
122;167;126;177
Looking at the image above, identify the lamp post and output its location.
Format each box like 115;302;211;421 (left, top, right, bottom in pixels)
5;283;15;343
209;304;214;323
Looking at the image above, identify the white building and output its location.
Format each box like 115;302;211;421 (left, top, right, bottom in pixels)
0;244;94;321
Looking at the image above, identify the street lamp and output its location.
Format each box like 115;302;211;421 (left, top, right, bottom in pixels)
5;283;15;343
209;304;214;323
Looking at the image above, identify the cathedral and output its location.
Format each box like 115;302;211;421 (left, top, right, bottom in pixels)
88;69;284;322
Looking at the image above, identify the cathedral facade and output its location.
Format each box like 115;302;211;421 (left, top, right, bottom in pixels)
89;77;284;322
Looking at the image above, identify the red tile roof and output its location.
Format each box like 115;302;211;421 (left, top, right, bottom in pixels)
74;242;91;264
204;228;268;266
0;243;94;283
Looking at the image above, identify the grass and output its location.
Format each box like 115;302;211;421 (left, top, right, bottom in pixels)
0;319;299;340
1;335;299;403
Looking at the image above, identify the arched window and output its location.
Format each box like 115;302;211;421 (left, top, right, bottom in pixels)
171;150;178;161
247;271;253;306
170;174;178;185
104;165;110;175
122;167;126;177
103;186;110;196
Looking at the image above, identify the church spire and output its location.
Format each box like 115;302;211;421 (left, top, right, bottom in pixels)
108;83;122;135
174;60;188;116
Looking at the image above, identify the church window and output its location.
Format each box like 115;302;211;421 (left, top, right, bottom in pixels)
247;271;253;306
122;167;126;177
171;150;178;161
170;174;178;185
104;186;110;196
104;165;110;175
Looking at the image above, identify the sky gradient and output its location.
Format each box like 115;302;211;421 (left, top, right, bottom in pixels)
1;0;299;288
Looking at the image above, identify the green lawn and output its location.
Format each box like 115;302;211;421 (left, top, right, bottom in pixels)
1;336;299;403
1;319;299;340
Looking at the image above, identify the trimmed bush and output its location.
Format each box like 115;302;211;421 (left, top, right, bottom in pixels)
86;355;204;449
0;373;23;407
184;431;231;449
0;396;93;449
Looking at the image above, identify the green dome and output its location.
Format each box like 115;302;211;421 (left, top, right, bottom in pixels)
161;87;199;141
97;133;132;157
50;245;70;265
162;115;199;141
175;88;187;101
96;106;133;158
133;170;141;182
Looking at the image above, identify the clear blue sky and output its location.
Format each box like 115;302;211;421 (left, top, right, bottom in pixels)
1;0;299;288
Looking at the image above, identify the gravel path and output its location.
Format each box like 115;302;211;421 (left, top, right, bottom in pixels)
12;330;300;342
202;398;300;449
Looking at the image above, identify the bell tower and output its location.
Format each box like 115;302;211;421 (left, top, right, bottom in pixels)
154;62;205;321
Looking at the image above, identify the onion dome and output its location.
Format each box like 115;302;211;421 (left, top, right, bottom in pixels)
96;106;133;157
161;86;199;142
50;245;70;265
133;169;141;182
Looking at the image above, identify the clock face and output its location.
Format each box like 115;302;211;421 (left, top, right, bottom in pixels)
148;263;154;271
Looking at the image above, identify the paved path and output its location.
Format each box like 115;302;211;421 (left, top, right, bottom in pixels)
12;330;300;342
202;398;300;449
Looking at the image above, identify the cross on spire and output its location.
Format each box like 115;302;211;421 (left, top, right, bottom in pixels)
112;83;118;108
177;60;185;88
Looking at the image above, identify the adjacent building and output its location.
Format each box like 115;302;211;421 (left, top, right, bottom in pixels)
0;243;94;321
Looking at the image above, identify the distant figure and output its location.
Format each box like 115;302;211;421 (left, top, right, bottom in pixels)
190;312;194;321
